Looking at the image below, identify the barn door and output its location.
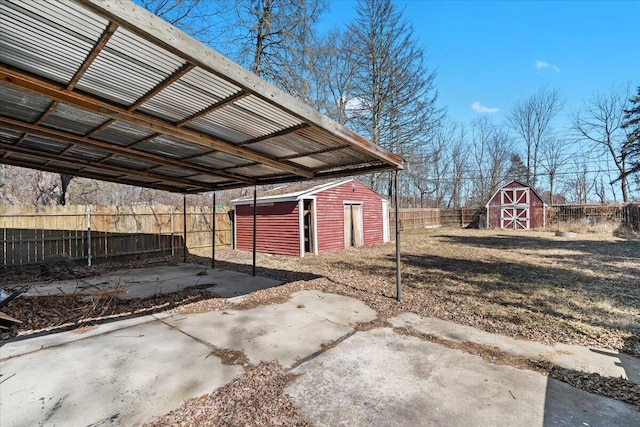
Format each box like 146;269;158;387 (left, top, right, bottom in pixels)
344;203;364;248
500;188;530;229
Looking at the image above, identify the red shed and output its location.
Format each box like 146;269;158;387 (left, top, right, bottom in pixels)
485;181;546;229
231;179;390;257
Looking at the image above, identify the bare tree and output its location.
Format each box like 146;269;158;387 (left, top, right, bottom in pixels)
620;85;640;184
507;86;564;187
540;137;570;205
572;85;632;202
563;157;596;203
348;0;442;199
486;127;513;196
220;0;326;99
406;121;455;207
139;0;226;44
449;123;468;208
0;167;60;206
406;152;433;207
469;117;512;205
308;29;359;125
505;153;528;183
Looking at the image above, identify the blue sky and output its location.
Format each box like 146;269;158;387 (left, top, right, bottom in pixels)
320;0;639;133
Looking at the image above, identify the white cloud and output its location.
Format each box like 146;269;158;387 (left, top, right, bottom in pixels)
535;60;560;72
471;102;499;113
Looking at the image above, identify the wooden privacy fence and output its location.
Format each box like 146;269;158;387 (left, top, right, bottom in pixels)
390;208;440;231
440;207;482;227
0;205;232;272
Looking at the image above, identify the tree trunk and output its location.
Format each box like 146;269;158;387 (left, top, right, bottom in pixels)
58;174;73;206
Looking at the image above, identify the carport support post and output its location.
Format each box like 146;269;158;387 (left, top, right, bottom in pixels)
212;192;216;269
86;208;92;266
395;170;401;302
252;186;257;276
183;194;187;263
170;209;174;256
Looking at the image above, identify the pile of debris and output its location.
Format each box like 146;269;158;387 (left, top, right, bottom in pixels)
0;255;211;340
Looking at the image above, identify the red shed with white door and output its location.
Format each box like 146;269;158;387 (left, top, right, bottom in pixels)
486;181;546;229
232;179;390;257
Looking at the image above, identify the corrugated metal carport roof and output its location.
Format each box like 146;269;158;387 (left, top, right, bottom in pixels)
0;0;404;194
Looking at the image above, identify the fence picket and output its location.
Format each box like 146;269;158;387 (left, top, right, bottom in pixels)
1;205;232;272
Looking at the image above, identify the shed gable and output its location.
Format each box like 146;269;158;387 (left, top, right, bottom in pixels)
486;181;546;229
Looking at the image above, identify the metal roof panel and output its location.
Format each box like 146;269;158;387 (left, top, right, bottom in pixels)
0;0;103;85
76;27;186;106
21;135;69;154
134;134;212;159
185;116;252;144
90;122;155;146
0;0;403;194
102;155;156;171
187;152;253;169
41;103;110;135
0;85;51;122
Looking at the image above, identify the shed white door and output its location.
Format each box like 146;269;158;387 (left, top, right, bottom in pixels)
382;200;390;242
344;203;364;248
500;188;530;230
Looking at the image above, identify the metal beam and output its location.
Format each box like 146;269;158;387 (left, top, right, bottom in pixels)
1;141;218;190
183;194;188;263
0;66;315;179
67;22;119;90
252;186;257;277
127;63;195;111
0;116;254;184
212;192;216;269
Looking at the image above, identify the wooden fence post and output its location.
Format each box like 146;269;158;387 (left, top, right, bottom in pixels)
86;208;92;266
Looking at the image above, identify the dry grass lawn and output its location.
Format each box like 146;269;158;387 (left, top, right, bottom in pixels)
3;227;638;354
213;228;640;352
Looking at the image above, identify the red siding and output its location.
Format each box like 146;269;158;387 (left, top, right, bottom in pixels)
315;180;384;254
234;180;386;257
486;181;546;229
236;201;300;256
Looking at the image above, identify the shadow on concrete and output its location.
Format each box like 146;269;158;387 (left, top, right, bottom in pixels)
188;254;320;284
1;257;321;345
542;377;638;426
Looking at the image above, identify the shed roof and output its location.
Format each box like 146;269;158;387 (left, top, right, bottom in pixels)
232;179;357;205
485;180;547;208
0;0;403;194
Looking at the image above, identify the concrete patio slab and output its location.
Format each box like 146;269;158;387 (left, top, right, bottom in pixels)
0;290;376;426
2;288;637;427
390;312;640;384
286;328;639;427
0;317;242;427
18;263;282;300
161;290;377;368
